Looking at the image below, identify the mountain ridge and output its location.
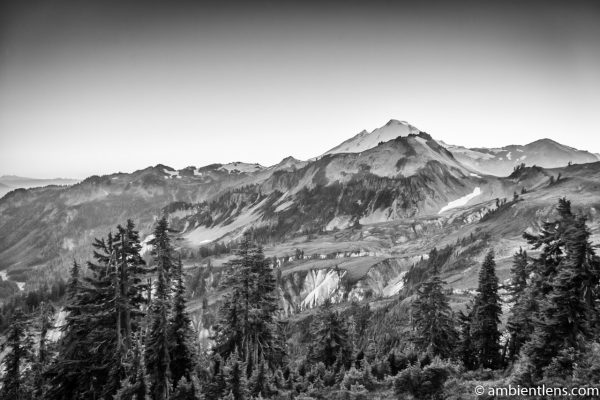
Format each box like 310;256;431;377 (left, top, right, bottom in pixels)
1;119;599;300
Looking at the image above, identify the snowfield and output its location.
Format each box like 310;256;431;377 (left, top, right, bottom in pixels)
219;162;264;173
438;187;482;214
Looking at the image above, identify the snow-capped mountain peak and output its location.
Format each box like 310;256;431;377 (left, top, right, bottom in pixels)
322;119;421;156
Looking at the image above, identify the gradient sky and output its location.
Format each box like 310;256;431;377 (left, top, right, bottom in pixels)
1;0;599;178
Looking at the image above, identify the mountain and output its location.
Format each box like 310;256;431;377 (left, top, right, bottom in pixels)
319;120;599;177
1;120;599;311
441;139;600;177
0;175;80;199
322;119;421;156
170;130;515;248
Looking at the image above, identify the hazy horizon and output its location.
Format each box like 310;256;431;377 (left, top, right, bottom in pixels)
1;0;599;179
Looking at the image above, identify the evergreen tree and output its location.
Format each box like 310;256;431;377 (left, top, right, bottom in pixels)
505;249;537;362
146;216;175;400
457;304;477;370
114;220;151;349
308;300;352;368
508;248;529;300
212;234;282;369
47;234;120;399
169;256;196;388
45;261;93;399
411;275;458;359
471;250;502;369
247;243;283;368
31;301;55;399
223;351;249;400
204;356;227;400
0;309;32;400
522;198;600;376
248;359;274;398
85;232;128;397
114;333;151;400
506;286;537;363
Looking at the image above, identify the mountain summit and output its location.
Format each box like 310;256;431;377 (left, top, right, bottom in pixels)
322;119;421;156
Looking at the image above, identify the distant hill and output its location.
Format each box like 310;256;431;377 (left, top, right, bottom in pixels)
0;175;80;189
440;139;600;177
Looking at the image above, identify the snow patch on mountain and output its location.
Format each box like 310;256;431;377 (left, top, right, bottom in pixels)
439;187;482;214
159;166;179;178
219;162;264;173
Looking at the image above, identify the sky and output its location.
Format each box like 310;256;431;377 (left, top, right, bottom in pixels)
1;0;599;179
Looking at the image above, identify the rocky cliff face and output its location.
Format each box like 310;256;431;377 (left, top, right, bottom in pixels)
277;258;409;316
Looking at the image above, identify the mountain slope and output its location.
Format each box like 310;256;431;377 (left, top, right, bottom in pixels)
172;132;518;246
442;139;600;176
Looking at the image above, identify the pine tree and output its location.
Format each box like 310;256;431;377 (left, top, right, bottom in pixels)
457;303;477;370
115;220;152;349
522;198;600;375
411;275;458;359
47;236;118;399
169;256;196;388
212;234;282;369
471;250;502;369
204;356;227;400
46;223;150;400
248;360;274;398
86;232;130;397
30;301;55;399
0;309;32;400
308;300;352;368
247;243;283;368
45;261;93;399
223;351;249;400
146;216;175;400
505;248;538;362
114;333;151;400
508;248;529;300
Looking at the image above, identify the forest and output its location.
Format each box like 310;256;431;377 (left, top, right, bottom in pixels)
1;197;600;400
